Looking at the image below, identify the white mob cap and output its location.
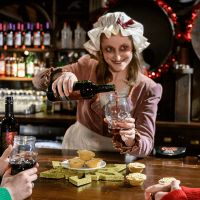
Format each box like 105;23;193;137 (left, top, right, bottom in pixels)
84;12;150;56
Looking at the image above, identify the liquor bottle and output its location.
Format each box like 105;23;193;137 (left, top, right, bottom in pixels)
0;97;19;156
43;22;51;48
24;23;32;48
21;24;25;49
6;23;13;48
0;53;5;77
67;24;72;48
33;22;41;48
34;58;40;76
17;57;25;77
14;23;21;48
3;24;7;50
46;80;115;102
0;23;3;49
40;23;44;49
5;56;11;77
26;55;34;77
30;23;34;47
74;22;81;48
61;22;67;49
11;56;18;77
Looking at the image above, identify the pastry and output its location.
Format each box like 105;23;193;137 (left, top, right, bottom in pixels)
68;157;85;169
127;162;145;173
85;158;102;168
77;150;95;161
158;177;181;184
126;173;146;186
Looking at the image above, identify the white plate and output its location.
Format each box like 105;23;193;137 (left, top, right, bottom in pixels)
61;160;106;173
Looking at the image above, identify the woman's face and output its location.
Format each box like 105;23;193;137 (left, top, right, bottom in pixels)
101;32;133;72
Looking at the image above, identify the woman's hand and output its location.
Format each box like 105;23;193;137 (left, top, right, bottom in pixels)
145;180;182;200
52;72;78;97
1;167;38;200
0;145;12;176
104;117;136;147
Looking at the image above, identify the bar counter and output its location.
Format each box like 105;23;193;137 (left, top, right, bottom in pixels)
28;148;200;200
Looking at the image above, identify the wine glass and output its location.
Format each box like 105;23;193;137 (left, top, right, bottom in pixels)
9;136;37;175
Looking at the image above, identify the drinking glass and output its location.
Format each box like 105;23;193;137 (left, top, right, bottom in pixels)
105;93;131;135
9;136;37;175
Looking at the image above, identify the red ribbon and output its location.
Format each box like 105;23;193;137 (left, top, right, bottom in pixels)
117;18;134;29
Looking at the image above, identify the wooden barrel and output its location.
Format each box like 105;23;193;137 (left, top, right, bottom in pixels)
105;0;175;72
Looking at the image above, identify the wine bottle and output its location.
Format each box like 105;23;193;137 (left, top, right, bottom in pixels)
33;22;41;48
14;23;21;48
5;56;11;77
17;57;25;77
43;22;51;48
46;80;115;102
0;53;5;77
21;24;25;49
0;97;19;156
6;23;13;48
25;23;31;48
0;23;3;49
3;24;7;50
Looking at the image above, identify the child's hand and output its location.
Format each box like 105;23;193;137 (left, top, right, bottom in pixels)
0;145;13;176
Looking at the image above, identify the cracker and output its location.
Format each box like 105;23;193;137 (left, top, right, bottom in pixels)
52;161;62;168
69;174;92;186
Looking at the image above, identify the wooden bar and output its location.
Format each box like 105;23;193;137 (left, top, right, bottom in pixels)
26;148;200;200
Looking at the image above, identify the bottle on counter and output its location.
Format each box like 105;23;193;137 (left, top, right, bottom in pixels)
6;23;13;48
33;22;41;48
14;23;22;48
47;80;115;102
0;53;5;77
0;97;19;156
0;23;3;49
24;23;32;48
43;22;51;48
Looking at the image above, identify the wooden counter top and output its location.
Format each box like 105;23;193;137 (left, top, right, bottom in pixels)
27;148;200;200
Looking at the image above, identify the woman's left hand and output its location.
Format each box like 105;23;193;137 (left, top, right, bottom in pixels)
117;118;136;147
0;145;13;176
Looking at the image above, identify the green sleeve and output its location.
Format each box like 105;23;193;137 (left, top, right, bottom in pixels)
0;188;12;200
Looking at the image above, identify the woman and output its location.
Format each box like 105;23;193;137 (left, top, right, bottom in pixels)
0;145;38;200
33;12;162;156
145;180;200;200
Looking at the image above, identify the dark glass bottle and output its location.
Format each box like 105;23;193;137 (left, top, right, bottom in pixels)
33;22;40;48
21;24;25;49
46;80;115;102
25;23;31;48
5;56;11;77
0;97;19;156
3;24;7;50
14;23;21;48
0;23;3;49
6;23;13;48
43;22;51;48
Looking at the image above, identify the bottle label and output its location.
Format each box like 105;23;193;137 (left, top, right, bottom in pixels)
27;62;34;74
11;63;18;76
57;91;83;101
6;33;13;46
2;132;18;150
34;66;40;76
18;63;25;77
0;32;3;46
6;63;11;75
15;33;21;46
34;33;41;45
25;33;31;46
43;33;50;45
0;60;5;74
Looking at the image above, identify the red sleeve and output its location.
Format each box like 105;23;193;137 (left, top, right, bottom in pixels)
161;189;188;200
181;186;200;200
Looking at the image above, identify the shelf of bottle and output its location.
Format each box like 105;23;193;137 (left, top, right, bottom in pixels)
0;77;34;81
0;48;87;52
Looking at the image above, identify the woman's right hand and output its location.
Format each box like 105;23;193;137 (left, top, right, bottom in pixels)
52;72;78;98
1;167;38;200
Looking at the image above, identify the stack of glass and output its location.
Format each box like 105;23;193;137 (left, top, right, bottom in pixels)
0;88;46;114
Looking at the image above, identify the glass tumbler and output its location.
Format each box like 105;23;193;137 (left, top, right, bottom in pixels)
9;136;37;175
105;93;131;135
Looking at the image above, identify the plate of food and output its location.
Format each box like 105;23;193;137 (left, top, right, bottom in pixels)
61;159;106;173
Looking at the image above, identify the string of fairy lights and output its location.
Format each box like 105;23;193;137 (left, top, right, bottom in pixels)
101;0;200;79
